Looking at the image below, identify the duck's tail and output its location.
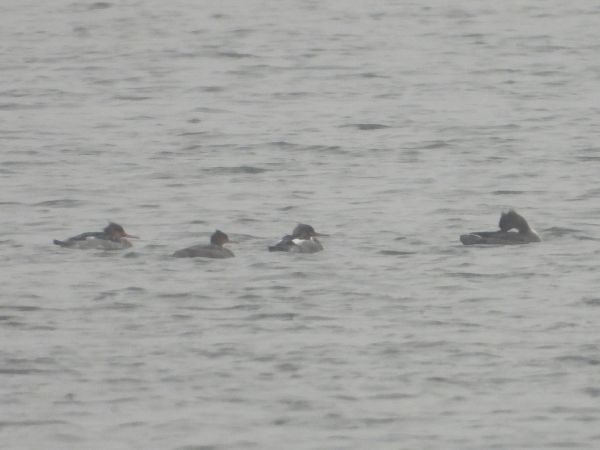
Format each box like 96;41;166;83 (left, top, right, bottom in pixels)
53;239;66;247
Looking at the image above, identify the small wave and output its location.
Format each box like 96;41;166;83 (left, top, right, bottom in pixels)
345;123;389;130
88;2;112;10
582;297;600;306
359;72;388;78
305;144;344;153
583;387;600;398
94;287;145;304
174;445;219;450
208;166;267;174
217;51;256;59
379;250;415;256
268;284;290;291
152;151;177;159
555;355;600;366
101;302;141;311
0;420;67;429
542;227;581;237
0;368;46;375
492;190;524;195
201;86;224;92
33;199;80;208
2;160;52;167
269;140;299;149
577;156;600;162
247;313;296;321
0;305;41;312
290;271;308;278
178;131;206;137
0;103;39;110
159;293;193;300
303;315;335;321
573;235;600;241
124;286;145;292
236;293;261;300
94;291;116;301
421;140;450;149
116;421;147;429
113;95;152;101
448;272;503;279
272;91;309;98
184;304;258;311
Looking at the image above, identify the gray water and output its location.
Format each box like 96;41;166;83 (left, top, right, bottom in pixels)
2;1;600;448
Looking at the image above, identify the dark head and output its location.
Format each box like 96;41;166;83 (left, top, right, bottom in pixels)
103;222;134;240
499;210;529;232
210;230;230;247
292;223;328;239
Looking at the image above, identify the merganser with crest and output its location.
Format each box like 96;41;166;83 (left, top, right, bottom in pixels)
460;210;541;245
268;223;328;253
53;222;138;250
173;230;234;258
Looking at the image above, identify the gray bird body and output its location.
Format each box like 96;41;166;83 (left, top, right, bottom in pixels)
173;230;234;258
173;244;234;258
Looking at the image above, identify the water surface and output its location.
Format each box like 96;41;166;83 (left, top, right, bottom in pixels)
2;1;600;448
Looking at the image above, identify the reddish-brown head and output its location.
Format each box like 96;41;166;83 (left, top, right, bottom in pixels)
211;230;230;246
104;222;138;240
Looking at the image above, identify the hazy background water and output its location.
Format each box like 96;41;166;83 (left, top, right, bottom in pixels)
2;0;600;448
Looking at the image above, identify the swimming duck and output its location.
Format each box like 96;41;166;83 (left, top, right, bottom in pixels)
53;222;138;250
268;223;328;253
460;210;541;245
172;230;234;258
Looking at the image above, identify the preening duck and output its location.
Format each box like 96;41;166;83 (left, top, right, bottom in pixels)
460;210;541;245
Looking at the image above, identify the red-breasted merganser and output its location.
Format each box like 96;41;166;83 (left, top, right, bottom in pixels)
268;223;328;253
172;230;234;258
460;210;541;245
53;222;138;250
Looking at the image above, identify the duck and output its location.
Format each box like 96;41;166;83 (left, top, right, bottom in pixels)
268;223;328;253
172;230;234;258
460;210;541;245
53;222;138;250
